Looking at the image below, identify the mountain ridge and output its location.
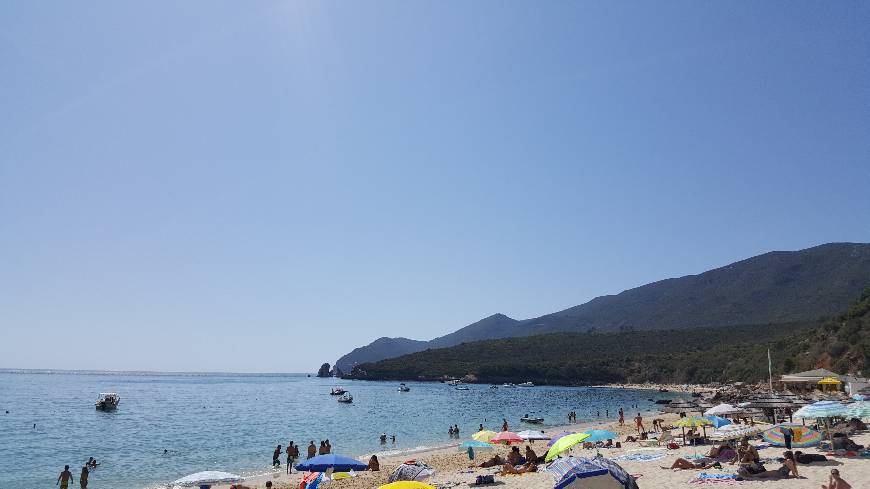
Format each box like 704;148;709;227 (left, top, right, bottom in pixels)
334;242;870;373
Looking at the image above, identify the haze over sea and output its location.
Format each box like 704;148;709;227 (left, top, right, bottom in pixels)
0;369;669;488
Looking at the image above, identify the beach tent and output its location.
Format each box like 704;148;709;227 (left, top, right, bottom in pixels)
517;429;551;441
388;461;435;483
171;471;242;487
763;424;822;448
295;454;368;472
548;456;638;489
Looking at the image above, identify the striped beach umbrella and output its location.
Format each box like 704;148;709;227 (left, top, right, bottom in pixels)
794;401;849;419
709;423;765;441
763;424;822;448
845;401;870;418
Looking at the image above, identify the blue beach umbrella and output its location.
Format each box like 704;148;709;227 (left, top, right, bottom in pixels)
703;416;732;428
794;401;848;419
580;430;618;443
296;454;369;472
459;440;494;451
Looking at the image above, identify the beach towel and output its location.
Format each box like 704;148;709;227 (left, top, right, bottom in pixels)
611;452;666;462
299;472;323;489
689;473;742;485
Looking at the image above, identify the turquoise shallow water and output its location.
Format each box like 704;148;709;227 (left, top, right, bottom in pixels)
0;370;676;488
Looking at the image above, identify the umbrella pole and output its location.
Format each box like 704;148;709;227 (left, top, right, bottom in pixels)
682;427;686;446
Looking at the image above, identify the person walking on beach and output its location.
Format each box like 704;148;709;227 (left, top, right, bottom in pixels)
634;413;645;434
57;465;74;489
272;445;282;467
79;465;89;489
618;408;624;426
307;441;316;459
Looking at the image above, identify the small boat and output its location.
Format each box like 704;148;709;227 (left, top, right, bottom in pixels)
398;383;410;392
520;415;544;424
654;399;672;405
518;382;534;387
658;388;669;392
446;380;461;386
330;388;347;395
455;385;470;390
95;393;119;410
337;394;353;403
502;383;516;388
489;385;499;389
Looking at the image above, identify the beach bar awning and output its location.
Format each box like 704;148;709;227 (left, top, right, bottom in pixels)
818;377;842;385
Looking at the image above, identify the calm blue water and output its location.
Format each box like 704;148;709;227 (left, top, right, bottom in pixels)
0;370;674;488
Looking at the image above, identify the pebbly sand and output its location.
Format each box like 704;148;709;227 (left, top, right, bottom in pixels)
212;412;870;489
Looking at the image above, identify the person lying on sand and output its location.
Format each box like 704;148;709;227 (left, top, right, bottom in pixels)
821;468;851;489
661;457;718;470
476;455;506;468
499;462;537;475
737;451;799;480
794;451;827;464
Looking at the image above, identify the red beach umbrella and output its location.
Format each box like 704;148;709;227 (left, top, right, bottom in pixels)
491;431;524;444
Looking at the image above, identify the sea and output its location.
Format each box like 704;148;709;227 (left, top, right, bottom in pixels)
0;369;681;488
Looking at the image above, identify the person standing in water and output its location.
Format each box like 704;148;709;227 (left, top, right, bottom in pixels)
286;442;297;474
272;445;282;467
307;440;316;459
79;465;89;489
57;465;73;489
634;413;645;434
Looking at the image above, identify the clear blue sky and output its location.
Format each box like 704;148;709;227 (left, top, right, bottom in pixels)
1;1;868;373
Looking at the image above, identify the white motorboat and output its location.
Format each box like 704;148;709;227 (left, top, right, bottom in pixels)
454;385;470;390
330;387;347;395
518;382;535;387
95;393;120;410
337;394;353;403
520;415;544;424
502;383;516;388
398;383;410;392
446;380;461;386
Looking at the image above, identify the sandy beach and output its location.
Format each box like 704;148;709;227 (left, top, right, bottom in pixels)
211;411;870;489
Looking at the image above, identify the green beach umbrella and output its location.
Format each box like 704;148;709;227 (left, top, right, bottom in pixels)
544;432;590;462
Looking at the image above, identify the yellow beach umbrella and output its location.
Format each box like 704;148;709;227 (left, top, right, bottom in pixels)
675;416;713;454
472;430;497;442
378;482;435;489
545;432;590;462
818;377;841;385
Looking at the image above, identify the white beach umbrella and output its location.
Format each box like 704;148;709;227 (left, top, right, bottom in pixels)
517;429;550;441
709;423;765;441
704;404;744;416
171;471;242;487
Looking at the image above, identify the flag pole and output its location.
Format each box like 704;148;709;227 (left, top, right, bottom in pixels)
768;348;773;393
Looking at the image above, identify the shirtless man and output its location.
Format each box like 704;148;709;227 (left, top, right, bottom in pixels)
57;465;74;489
79;465;89;489
618;408;624;426
307;440;316;459
634;413;645;434
822;469;852;489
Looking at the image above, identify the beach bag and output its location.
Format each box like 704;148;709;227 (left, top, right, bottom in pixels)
667;442;680;450
474;475;495;485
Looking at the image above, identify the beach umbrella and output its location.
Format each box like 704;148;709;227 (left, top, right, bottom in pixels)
763;423;822;448
663;399;701;414
845;401;870;418
545;433;591;462
704;403;744;416
793;400;849;419
458;440;494;451
472;430;497;442
579;430;618;443
675;416;713;453
516;430;550;441
171;471;242;487
491;431;524;444
296;454;368;472
709;423;765;441
547;431;576;447
852;394;866;401
379;482;435;489
703;416;732;428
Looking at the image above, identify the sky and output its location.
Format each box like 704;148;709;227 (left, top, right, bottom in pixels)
1;1;868;373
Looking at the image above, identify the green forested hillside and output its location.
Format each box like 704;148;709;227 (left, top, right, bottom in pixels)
347;289;870;385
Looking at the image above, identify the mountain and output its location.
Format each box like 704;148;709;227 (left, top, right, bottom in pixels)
347;288;870;385
334;243;870;373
